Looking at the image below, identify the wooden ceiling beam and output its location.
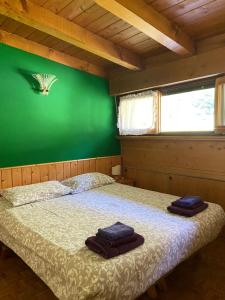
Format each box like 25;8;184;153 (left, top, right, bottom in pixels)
95;0;195;56
0;0;142;70
0;29;107;78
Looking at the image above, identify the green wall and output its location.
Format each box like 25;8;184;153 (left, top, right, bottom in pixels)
0;44;120;168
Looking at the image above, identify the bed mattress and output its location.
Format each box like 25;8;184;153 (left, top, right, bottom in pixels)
0;183;224;300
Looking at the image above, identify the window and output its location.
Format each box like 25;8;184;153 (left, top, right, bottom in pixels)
161;88;215;132
117;91;158;135
117;76;225;135
215;76;225;133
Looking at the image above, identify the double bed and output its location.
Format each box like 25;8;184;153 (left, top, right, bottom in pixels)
0;182;224;300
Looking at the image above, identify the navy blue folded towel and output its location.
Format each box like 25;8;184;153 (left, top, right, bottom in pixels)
98;222;134;241
85;233;144;259
172;196;202;209
167;202;208;217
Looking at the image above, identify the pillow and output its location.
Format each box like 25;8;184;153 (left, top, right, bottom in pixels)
61;172;115;194
1;181;72;207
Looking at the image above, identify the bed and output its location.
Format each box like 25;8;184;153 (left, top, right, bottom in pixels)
0;182;224;300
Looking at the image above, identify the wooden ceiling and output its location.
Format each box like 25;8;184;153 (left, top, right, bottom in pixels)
0;0;225;77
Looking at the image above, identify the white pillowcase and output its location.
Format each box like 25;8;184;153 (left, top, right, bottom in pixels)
1;181;72;207
61;172;115;194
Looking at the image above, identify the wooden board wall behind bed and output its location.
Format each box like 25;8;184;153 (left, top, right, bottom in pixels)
120;135;225;210
0;155;121;189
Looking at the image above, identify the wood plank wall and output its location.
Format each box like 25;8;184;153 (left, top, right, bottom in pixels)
0;156;121;189
120;136;225;209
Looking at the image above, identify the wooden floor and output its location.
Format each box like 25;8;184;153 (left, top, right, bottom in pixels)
0;228;225;300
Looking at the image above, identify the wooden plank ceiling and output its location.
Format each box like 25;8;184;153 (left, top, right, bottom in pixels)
0;0;225;76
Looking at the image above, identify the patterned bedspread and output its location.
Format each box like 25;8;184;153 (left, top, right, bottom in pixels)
0;183;224;300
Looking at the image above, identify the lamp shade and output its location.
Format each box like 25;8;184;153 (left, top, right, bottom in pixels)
112;164;121;176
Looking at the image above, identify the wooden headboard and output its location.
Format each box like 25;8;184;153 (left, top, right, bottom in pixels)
0;155;121;189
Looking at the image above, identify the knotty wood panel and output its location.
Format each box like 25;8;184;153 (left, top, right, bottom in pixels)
120;136;225;209
0;0;142;70
109;44;225;95
0;155;121;189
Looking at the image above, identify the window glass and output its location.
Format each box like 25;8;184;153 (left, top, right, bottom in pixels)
161;88;215;132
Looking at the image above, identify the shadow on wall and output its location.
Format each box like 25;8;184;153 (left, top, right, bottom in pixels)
16;68;40;94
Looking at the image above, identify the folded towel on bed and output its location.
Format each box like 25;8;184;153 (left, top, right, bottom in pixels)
172;196;202;209
98;222;134;241
95;233;137;247
167;202;208;217
85;233;144;259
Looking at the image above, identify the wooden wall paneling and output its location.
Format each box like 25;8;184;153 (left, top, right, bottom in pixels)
106;157;113;174
111;155;121;166
0;156;121;188
96;157;111;174
55;162;64;181
63;162;71;179
122;139;225;181
1;169;12;189
168;174;225;209
83;159;91;173
70;161;78;177
135;168;170;194
12;168;22;187
120;137;225;209
96;158;104;173
40;165;49;182
22;167;32;186
109;44;225;95
124;166;137;181
77;160;84;175
31;165;41;183
89;159;96;172
48;163;57;180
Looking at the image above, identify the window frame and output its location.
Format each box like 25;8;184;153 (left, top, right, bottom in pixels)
118;76;225;136
215;76;225;134
117;90;160;135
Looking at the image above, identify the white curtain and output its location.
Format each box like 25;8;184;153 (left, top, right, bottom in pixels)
117;91;157;135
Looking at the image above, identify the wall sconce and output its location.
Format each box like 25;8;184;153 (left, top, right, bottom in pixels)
32;74;58;95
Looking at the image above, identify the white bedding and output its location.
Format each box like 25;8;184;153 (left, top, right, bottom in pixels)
0;183;224;300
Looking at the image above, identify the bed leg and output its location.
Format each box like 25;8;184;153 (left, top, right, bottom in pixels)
147;285;158;299
157;277;167;291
